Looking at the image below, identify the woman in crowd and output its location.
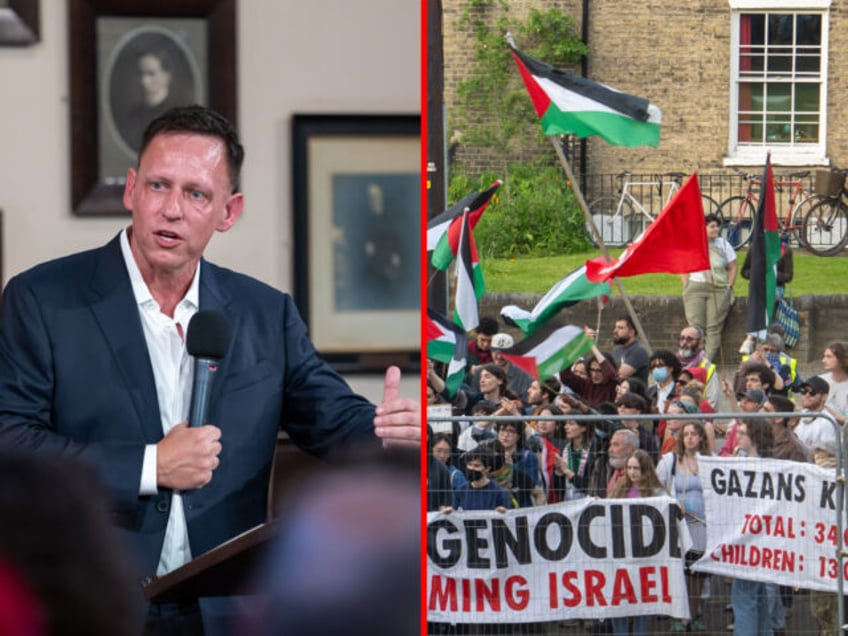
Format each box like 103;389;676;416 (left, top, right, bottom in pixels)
820;341;848;425
729;419;774;635
496;419;538;480
608;450;668;635
657;420;711;634
661;400;700;457
616;375;649;404
676;386;716;454
553;417;599;501
430;432;467;495
560;329;619;406
532;404;566;503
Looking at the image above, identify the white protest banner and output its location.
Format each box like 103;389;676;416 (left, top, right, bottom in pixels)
427;496;692;624
693;456;844;593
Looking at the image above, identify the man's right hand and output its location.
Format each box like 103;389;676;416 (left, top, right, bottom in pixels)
156;423;222;490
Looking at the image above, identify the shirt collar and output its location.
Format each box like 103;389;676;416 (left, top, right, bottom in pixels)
119;227;200;310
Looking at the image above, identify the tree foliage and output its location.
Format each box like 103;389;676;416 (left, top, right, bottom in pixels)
447;2;591;257
451;1;588;175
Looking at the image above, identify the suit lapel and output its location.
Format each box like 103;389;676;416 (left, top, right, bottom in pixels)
197;261;234;421
87;236;163;442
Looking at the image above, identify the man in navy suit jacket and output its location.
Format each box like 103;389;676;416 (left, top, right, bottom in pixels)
0;106;420;634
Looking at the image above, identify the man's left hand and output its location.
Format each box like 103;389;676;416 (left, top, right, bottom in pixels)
374;365;420;448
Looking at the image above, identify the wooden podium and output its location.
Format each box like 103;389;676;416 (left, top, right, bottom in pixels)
142;519;281;602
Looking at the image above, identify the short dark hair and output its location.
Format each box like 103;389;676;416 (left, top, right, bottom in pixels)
471;400;499;416
650;349;682;378
463;441;502;470
768;395;796;426
616;315;637;332
477;317;499;336
705;213;722;226
745;362;775;389
139;105;245;193
616;392;648;413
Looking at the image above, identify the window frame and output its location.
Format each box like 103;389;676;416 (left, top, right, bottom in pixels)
725;0;831;166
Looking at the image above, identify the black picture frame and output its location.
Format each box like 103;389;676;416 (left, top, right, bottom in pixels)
69;0;236;216
292;114;421;373
0;0;39;46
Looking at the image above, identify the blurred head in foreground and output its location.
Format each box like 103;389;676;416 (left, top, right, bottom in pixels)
0;452;140;636
242;447;420;636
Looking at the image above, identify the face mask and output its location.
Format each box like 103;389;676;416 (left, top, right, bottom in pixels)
652;367;670;383
465;468;484;483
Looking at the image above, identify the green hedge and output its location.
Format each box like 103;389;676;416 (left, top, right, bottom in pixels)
447;163;592;259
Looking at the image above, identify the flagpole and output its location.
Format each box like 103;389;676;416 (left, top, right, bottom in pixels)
549;136;653;354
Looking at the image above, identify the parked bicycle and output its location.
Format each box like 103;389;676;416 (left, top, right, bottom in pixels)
586;172;719;247
717;169;826;252
800;168;848;256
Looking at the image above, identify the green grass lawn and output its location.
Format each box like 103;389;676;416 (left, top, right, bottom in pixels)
482;249;847;296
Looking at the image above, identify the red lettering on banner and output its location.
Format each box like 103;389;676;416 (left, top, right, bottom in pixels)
548;572;558;609
504;576;529;610
429;575;457;611
428;576;529;613
640;566;657;603
660;565;671;602
611;569;637;606
585;570;607;607
561;571;582;608
710;544;796;573
474;578;500;611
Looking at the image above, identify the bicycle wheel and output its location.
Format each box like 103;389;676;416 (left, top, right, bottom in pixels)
801;198;848;256
788;193;831;248
717;195;756;249
701;194;720;217
585;196;635;247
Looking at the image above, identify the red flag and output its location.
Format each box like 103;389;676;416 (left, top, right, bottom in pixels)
585;174;710;283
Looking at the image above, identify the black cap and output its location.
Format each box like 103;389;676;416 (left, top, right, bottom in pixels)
799;376;830;395
186;310;232;359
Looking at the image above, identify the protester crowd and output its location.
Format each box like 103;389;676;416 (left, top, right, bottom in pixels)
427;313;848;635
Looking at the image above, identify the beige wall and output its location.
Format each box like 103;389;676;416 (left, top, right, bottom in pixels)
0;1;421;400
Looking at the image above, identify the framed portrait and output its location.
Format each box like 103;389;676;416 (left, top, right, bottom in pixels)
0;0;39;45
292;114;421;372
68;0;236;216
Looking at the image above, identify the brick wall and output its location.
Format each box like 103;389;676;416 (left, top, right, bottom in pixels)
442;0;848;176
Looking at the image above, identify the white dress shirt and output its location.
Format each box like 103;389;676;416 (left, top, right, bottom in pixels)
120;229;199;575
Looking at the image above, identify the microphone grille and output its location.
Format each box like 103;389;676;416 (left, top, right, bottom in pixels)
186;310;232;359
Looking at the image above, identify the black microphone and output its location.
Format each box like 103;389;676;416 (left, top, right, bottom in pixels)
186;310;232;428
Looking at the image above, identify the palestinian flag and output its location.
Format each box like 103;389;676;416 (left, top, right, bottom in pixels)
500;325;593;380
453;210;485;331
745;154;781;339
428;180;501;271
509;39;661;147
501;265;610;336
426;310;468;396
